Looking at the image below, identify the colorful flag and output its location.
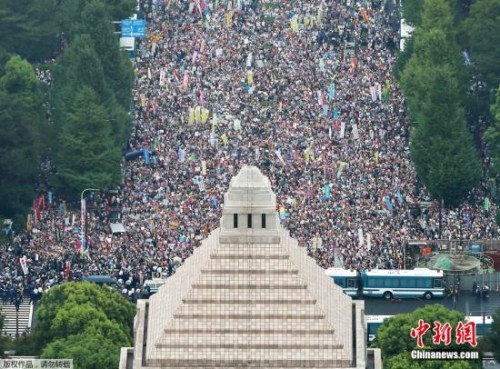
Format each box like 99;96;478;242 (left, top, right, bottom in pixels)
80;198;86;251
385;196;393;211
328;83;336;100
201;108;209;123
188;108;195;124
65;260;71;280
323;185;331;200
352;124;359;140
370;85;377;102
333;107;340;120
358;228;364;246
20;256;29;275
340;122;346;138
337;162;345;179
246;70;254;85
484;197;491;212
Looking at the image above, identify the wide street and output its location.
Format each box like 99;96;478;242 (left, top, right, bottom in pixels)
364;291;500;317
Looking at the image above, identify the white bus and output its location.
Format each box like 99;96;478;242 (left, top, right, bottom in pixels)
326;268;445;300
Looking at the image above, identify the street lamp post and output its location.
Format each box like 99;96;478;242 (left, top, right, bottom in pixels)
80;188;99;254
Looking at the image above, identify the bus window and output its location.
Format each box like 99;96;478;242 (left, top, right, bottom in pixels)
384;279;397;288
400;278;415;288
433;279;442;288
416;279;426;288
333;277;345;288
347;279;357;288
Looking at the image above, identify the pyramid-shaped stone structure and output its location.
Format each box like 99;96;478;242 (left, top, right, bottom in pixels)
125;166;367;369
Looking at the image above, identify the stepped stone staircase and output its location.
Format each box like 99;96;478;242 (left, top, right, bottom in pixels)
1;301;33;338
142;235;355;368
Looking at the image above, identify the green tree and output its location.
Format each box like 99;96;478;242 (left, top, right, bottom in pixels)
373;305;479;369
400;0;481;207
52;86;122;198
404;65;481;207
12;333;37;356
0;0;59;61
41;329;124;369
485;89;500;177
401;0;425;26
51;30;132;148
75;0;134;145
35;281;135;350
51;34;113;121
421;0;456;32
62;0;135;38
80;0;134;109
0;55;48;221
481;308;500;361
461;0;500;89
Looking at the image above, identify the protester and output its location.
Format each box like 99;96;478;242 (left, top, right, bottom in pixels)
3;0;496;297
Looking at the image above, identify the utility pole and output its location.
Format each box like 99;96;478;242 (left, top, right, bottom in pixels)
15;293;21;339
438;198;444;240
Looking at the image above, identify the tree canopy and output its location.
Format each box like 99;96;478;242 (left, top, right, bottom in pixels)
41;329;124;369
481;307;500;361
399;0;481;207
461;0;500;90
61;0;136;39
0;0;59;61
52;86;122;197
0;55;48;222
35;282;135;369
401;0;425;26
485;89;500;178
0;0;136;221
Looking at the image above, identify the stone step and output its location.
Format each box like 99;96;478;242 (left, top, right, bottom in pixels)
156;342;343;349
166;318;333;331
174;303;324;317
210;254;290;260
192;283;307;289
204;259;294;271
146;349;351;364
201;269;299;275
155;333;342;347
182;299;316;304
164;328;335;335
173;313;326;319
184;287;314;300
0;302;32;337
216;244;283;252
196;273;303;285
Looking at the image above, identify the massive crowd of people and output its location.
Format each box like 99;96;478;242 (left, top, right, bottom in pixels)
2;0;497;299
